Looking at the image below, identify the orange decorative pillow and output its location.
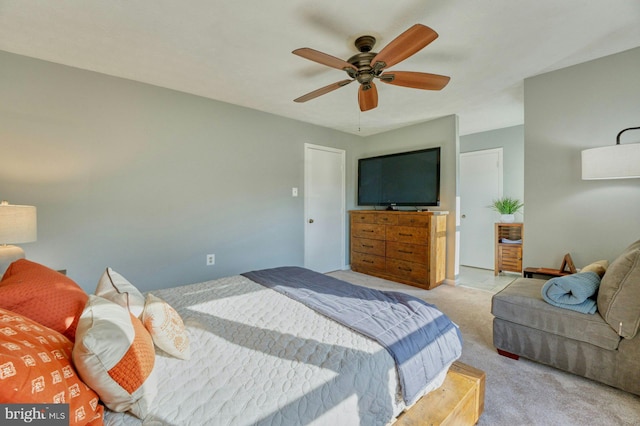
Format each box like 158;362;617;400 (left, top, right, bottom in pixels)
73;295;157;419
0;307;104;426
0;259;88;342
142;293;190;360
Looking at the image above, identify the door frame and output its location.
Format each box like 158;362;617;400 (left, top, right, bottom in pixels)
303;143;346;271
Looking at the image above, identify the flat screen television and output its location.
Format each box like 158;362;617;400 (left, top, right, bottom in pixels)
357;147;441;208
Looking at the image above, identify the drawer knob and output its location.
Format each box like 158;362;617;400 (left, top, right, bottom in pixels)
308;219;314;223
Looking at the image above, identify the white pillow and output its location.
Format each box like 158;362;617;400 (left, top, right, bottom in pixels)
142;293;191;360
72;295;157;418
95;268;145;318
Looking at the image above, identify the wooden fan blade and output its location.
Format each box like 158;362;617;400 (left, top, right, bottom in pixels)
358;82;378;112
293;48;358;72
371;24;438;70
294;79;354;103
379;71;450;90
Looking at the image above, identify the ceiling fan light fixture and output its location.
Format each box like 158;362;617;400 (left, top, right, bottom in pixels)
292;24;448;111
357;72;374;85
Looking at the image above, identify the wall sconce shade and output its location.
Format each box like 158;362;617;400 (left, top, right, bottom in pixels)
582;126;640;180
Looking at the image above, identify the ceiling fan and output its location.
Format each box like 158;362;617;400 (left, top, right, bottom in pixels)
292;24;450;112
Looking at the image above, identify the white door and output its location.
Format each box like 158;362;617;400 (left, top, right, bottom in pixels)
460;149;503;269
304;144;345;273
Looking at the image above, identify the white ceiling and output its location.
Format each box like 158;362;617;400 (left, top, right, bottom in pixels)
1;1;639;137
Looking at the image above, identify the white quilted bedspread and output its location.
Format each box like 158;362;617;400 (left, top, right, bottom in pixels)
104;275;448;426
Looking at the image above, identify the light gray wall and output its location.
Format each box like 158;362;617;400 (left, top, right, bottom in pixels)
460;125;524;212
0;50;361;292
354;115;459;281
9;44;637;291
524;47;640;269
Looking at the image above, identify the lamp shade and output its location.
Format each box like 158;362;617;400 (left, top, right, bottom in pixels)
581;143;640;180
0;201;37;244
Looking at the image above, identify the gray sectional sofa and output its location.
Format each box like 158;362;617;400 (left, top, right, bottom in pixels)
491;240;640;396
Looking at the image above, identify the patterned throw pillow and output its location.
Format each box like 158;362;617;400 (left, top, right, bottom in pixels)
142;293;190;360
95;268;146;318
0;307;104;426
0;259;88;342
72;295;156;419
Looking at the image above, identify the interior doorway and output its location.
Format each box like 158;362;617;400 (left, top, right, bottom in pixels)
304;143;345;273
459;148;503;269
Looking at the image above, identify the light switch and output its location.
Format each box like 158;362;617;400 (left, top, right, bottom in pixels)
292;187;298;197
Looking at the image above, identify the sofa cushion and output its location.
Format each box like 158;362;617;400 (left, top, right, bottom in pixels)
492;278;620;350
597;240;640;339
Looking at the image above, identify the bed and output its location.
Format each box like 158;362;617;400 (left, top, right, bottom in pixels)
103;267;463;425
0;260;465;426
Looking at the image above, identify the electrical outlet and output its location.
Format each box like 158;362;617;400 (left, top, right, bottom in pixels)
206;254;215;266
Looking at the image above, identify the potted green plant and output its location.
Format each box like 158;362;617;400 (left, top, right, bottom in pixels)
490;197;524;223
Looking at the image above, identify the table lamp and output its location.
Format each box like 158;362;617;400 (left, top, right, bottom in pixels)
0;200;37;277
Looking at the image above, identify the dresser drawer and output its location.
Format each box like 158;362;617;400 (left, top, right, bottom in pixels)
351;252;385;272
351;223;386;240
386;241;427;263
386;259;428;284
351;212;376;224
397;214;430;227
385;226;427;244
373;213;398;225
351;237;385;256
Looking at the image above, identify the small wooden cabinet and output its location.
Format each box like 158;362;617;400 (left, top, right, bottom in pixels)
349;210;448;289
494;223;523;275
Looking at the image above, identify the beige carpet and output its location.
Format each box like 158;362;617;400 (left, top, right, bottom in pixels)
328;270;640;426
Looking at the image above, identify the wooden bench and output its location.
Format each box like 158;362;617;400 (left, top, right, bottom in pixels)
523;254;577;279
523;267;572;279
395;361;485;425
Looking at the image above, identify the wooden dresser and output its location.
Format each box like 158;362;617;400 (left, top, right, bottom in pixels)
349;210;448;290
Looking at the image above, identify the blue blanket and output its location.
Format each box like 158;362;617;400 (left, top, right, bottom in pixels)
242;267;463;404
541;272;601;314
